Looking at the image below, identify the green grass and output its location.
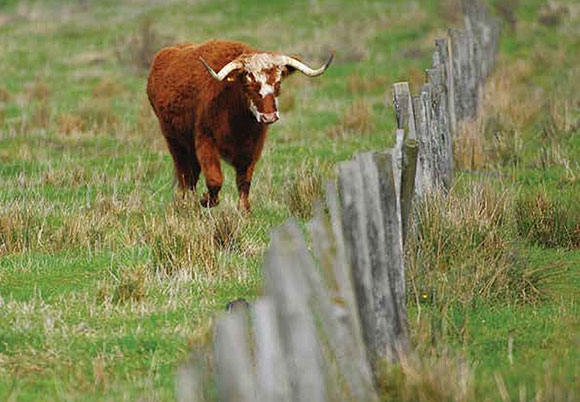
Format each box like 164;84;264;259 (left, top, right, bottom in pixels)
1;0;579;400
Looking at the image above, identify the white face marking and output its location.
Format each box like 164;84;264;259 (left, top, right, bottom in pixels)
241;53;285;122
249;99;260;121
242;53;282;98
248;98;280;123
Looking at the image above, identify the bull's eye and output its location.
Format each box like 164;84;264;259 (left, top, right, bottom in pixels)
226;76;235;82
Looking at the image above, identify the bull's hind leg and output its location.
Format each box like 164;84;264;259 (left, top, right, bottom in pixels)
166;138;200;192
195;133;222;207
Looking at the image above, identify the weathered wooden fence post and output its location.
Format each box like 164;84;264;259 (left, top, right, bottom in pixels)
214;311;255;402
264;222;327;402
337;149;408;371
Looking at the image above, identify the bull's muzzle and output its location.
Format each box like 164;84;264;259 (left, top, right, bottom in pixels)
260;112;279;124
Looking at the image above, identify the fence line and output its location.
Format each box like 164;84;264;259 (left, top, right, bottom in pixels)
177;1;500;400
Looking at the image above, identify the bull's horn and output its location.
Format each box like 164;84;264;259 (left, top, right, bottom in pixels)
199;57;244;81
278;53;334;77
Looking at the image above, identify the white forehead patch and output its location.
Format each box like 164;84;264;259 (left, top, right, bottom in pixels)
243;53;282;98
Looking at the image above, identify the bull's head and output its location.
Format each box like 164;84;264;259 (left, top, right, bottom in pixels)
200;52;333;124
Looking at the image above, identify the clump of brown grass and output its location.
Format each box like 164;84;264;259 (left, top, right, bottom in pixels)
113;265;147;304
76;98;119;130
327;99;375;138
92;78;125;98
0;87;11;103
0;204;40;255
208;207;245;251
31;100;52;129
145;204;246;278
538;1;570;26
378;349;474;402
57;113;86;135
26;80;50;102
514;188;580;249
96;266;147;305
283;162;326;220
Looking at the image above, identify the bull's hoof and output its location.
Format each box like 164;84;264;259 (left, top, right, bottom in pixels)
200;192;219;208
237;199;251;215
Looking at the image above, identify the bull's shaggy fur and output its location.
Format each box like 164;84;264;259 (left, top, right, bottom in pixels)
147;40;330;211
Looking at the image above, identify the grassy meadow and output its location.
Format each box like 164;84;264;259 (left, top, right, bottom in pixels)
0;0;579;400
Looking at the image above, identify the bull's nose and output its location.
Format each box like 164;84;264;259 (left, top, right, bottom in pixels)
261;112;279;124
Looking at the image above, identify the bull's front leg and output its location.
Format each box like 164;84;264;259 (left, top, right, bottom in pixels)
195;132;222;208
235;163;256;213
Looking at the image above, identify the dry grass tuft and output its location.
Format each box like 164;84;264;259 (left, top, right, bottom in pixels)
0;86;11;103
31;100;52;129
57;113;86;135
406;182;554;308
515;189;580;249
538;1;570;26
26;80;51;102
92;78;125;98
327;99;375;138
76;98;119;130
146;204;247;279
378;349;474;402
208;207;245;251
113;266;147;304
283;162;326;220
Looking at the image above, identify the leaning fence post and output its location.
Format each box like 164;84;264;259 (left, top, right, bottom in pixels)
400;139;419;244
338;149;408;372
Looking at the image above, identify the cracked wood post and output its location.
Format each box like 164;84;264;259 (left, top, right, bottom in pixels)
412;87;434;197
338;149;407;373
426;53;454;191
448;28;470;122
264;221;326;402
308;201;378;402
435;38;457;139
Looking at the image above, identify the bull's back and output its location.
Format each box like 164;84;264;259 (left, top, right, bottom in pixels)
146;40;256;137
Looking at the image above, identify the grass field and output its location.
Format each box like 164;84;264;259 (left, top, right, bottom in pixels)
0;0;579;400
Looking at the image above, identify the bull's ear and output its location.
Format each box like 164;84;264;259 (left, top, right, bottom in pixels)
225;70;243;82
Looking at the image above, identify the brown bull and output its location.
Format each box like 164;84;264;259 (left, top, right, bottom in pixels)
146;40;333;211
